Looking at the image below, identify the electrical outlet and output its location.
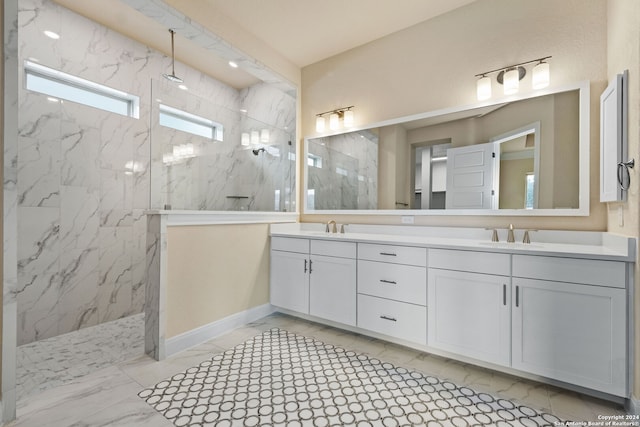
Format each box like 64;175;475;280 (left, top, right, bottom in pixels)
401;216;414;224
619;205;624;227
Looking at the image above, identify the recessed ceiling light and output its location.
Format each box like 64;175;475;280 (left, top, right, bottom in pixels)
44;30;60;40
239;109;247;113
228;61;238;68
178;84;188;90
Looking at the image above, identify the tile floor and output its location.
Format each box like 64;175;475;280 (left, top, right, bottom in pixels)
10;312;628;426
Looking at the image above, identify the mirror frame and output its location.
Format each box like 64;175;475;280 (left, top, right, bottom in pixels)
303;81;590;216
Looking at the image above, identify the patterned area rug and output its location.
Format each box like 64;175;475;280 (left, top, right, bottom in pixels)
139;328;562;426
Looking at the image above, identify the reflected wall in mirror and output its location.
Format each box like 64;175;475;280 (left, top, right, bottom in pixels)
304;83;586;215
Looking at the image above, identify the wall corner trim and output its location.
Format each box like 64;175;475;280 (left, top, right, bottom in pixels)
165;304;276;357
628;396;640;415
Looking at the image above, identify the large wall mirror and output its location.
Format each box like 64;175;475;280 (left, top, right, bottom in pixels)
304;81;589;216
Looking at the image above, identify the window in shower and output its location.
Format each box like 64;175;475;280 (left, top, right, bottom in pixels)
159;104;224;141
24;60;139;118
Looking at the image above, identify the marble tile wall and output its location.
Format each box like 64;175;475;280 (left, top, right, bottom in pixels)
307;130;378;210
17;0;296;344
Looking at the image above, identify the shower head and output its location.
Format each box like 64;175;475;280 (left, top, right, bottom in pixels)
252;147;266;156
163;29;183;83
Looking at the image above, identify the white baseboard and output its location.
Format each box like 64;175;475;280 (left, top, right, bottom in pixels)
628;396;640;415
165;303;275;357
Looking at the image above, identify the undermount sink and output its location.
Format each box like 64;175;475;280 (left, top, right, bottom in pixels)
477;241;543;249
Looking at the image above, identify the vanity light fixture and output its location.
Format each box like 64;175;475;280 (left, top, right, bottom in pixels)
532;60;550;89
476;75;491;101
475;56;551;100
315;106;355;133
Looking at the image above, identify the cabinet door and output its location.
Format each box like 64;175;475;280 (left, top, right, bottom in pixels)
270;250;309;314
309;255;356;326
428;268;511;367
512;278;626;396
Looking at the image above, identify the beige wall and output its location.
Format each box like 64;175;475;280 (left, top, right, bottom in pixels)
499;158;533;209
607;0;640;402
301;0;607;231
165;224;271;338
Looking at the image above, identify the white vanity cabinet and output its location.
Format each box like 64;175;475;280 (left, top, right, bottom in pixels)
308;240;357;326
270;237;357;326
511;255;627;396
270;237;311;314
357;243;427;345
428;249;511;367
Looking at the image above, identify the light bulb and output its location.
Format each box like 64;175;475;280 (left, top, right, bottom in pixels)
343;110;354;127
477;76;492;100
241;133;250;146
315;116;325;133
329;113;339;130
503;68;519;95
532;62;550;89
260;129;270;143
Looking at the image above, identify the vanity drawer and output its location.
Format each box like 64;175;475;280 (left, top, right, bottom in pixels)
429;249;510;276
271;237;309;254
357;294;427;345
358;243;426;266
311;239;356;259
358;260;426;305
513;255;626;288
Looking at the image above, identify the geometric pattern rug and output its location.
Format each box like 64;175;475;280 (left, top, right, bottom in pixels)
138;328;563;426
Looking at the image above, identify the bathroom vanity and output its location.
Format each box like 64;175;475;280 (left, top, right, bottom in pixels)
269;223;635;399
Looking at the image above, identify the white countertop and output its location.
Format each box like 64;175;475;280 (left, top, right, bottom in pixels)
270;223;636;262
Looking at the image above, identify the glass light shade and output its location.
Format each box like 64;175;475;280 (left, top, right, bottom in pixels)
476;76;492;100
532;62;550;89
329;112;340;130
315;116;325;133
260;129;270;143
250;130;259;145
343;110;354;127
503;68;519;95
241;132;250;146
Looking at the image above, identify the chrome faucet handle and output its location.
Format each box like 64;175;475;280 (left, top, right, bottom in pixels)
325;223;330;233
507;224;515;243
485;228;499;242
340;224;348;234
522;229;538;244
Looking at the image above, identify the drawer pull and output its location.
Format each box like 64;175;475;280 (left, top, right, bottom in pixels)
515;286;520;307
380;279;397;285
304;259;307;273
309;259;313;274
380;315;397;322
503;284;506;306
379;252;397;257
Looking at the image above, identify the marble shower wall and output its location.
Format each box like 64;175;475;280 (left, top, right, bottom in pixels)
152;80;295;212
307;130;378;210
17;0;296;345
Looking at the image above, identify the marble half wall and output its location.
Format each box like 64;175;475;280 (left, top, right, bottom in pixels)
17;0;296;344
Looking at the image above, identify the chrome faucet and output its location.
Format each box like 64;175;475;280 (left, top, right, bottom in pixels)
326;220;337;233
507;224;515;243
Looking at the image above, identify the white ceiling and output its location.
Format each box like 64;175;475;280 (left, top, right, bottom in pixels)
54;0;477;87
197;0;478;68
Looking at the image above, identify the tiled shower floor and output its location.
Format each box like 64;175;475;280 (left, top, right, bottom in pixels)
17;313;145;401
11;312;628;426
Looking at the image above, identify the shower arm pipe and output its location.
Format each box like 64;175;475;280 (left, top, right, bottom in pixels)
169;29;177;76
